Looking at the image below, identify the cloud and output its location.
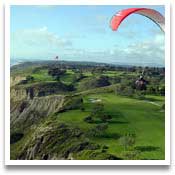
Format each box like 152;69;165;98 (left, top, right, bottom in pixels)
11;27;164;67
20;26;72;47
11;27;72;58
109;33;165;66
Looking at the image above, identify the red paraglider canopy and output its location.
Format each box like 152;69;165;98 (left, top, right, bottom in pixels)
110;8;165;32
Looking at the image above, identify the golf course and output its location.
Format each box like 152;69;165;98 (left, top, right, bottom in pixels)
10;61;165;160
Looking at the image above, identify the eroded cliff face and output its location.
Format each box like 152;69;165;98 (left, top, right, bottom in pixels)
10;76;26;86
12;122;120;160
10;81;74;103
11;88;27;102
17;123;86;160
10;95;66;130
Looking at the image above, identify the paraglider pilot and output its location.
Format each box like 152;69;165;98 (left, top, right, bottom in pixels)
135;75;148;91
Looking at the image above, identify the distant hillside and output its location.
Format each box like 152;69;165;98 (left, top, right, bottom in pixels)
11;59;165;71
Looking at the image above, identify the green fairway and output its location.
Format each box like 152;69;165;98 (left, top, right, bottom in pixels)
31;69;54;82
57;93;165;160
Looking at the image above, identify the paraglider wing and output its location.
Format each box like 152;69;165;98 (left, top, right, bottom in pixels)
110;8;165;32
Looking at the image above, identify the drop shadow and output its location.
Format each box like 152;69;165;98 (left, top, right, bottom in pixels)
5;164;170;172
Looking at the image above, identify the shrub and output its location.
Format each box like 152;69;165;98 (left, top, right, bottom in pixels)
18;80;28;84
62;97;83;111
119;133;136;150
80;106;85;111
90;103;112;122
48;68;66;77
91;103;104;118
102;145;109;149
72;73;85;83
123;150;140;160
26;75;34;82
18;75;34;85
100;114;112;123
88;123;108;137
134;91;145;100
79;76;110;90
115;84;134;97
84;116;93;123
48;67;66;80
10;132;24;144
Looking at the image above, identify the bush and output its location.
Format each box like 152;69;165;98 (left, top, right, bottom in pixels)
18;79;28;85
18;75;34;85
88;123;108;137
84;116;93;123
72;73;85;83
100;114;112;123
102;145;109;149
80;106;85;111
48;68;66;77
10;132;24;144
112;76;121;84
115;84;134;97
91;103;105;118
62;97;83;111
119;133;136;150
90;103;112;122
79;76;110;90
134;91;145;100
48;68;66;80
26;75;34;82
123;150;140;160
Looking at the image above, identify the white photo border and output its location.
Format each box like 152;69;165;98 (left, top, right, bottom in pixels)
5;0;171;165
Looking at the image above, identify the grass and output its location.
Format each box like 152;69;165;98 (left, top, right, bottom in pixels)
102;70;123;77
31;69;54;82
102;70;138;77
60;72;75;84
10;65;165;160
56;93;165;160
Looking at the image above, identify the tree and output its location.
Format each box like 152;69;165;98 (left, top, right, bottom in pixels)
119;133;136;151
79;76;110;91
100;114;112;123
84;116;93;123
115;84;134;97
96;76;110;87
26;75;34;82
72;72;85;83
91;103;104;118
112;76;121;84
90;103;112;123
88;123;108;137
48;68;66;80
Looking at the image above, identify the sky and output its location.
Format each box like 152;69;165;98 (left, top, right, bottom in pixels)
10;5;165;66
